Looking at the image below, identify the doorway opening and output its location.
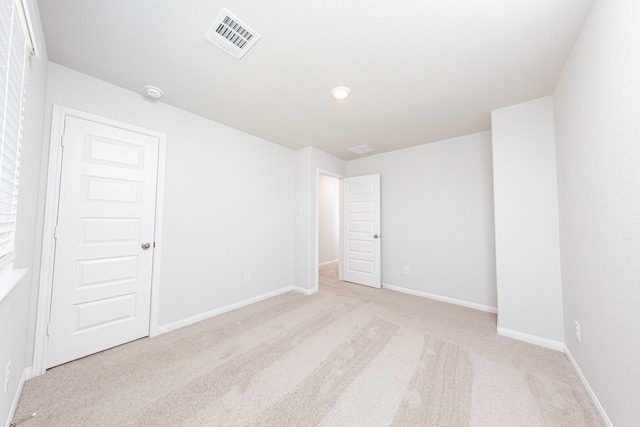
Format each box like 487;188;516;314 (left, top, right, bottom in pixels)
314;171;381;291
318;174;341;287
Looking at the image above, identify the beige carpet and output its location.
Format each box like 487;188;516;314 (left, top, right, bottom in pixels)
13;264;602;426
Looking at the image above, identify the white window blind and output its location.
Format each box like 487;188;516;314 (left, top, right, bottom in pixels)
0;0;29;263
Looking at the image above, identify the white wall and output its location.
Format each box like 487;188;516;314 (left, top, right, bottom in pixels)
347;132;496;311
491;97;564;347
293;148;311;292
44;63;295;328
0;0;49;424
293;147;346;292
554;0;640;424
318;175;339;264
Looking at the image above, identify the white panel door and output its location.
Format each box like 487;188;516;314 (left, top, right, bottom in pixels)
47;116;159;368
342;174;381;288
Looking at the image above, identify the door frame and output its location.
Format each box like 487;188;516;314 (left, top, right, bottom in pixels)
32;105;167;376
314;168;344;291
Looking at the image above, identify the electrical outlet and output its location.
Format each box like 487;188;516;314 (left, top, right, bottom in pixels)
244;273;251;283
403;266;410;275
4;360;10;393
575;320;581;343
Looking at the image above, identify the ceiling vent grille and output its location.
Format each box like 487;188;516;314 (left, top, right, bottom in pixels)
347;144;375;155
205;8;261;59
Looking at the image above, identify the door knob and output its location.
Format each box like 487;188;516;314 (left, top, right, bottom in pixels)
374;234;379;238
141;242;151;250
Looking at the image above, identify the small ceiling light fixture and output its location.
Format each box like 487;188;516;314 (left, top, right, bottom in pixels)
331;86;351;100
144;85;164;99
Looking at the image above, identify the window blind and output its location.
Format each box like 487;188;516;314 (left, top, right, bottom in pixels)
0;0;28;263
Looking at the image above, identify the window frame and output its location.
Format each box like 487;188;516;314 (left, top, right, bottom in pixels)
0;0;36;267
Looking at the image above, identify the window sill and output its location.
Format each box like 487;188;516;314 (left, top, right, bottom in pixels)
0;267;28;303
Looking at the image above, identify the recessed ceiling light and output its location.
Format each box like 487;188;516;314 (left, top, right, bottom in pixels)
144;85;163;99
331;86;351;100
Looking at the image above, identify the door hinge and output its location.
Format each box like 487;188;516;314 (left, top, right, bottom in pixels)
53;226;58;239
46;322;51;336
61;132;66;146
153;242;156;248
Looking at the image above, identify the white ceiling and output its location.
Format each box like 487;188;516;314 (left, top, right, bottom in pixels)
38;0;594;160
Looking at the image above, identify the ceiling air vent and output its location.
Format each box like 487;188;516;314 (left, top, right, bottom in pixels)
347;144;375;155
205;8;261;59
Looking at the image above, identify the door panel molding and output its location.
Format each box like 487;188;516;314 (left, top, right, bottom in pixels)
32;105;167;376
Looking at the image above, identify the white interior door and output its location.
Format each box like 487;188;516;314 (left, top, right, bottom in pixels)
47;116;159;368
342;174;381;288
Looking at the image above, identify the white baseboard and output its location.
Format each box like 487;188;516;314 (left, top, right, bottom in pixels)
155;286;295;336
382;283;498;314
496;326;564;352
292;286;318;295
564;346;613;427
318;259;338;267
6;367;30;427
